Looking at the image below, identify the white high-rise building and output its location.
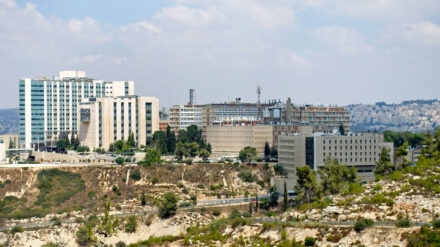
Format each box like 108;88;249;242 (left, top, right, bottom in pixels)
78;96;159;150
19;71;134;149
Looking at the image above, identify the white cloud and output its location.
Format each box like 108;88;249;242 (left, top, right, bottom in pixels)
290;52;308;66
154;5;225;28
402;21;440;47
314;26;374;55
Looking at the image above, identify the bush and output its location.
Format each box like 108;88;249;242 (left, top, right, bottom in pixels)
373;184;383;191
159;192;179;219
304;236;316;246
405;225;440;246
11;225;24;233
115;241;127;247
274;164;288;176
354;218;374;232
238;169;254;183
152;177;159;185
42;242;60;247
212;209;221;216
197;184;205;189
115;157;125;165
396;218;411;227
125;215;138;233
432;219;440;229
130;170;141;181
76;224;97;246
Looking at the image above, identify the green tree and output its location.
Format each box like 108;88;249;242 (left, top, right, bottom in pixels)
270;190;279;207
141;191;147;206
319;158;357;195
295;165;319;204
115;157;125;165
8;138;15;149
187;142;199;158
56;137;70;151
375;147;394;176
394;142;410;170
339;123;346;136
270;146;278;159
177;129;187;143
127;132;136;148
198;148;211;161
144;148;161;166
206;143;212;153
186;124;202;143
70;136;80;150
239;146;257;164
114;140;125;152
283;181;288;211
122;142;132;153
98;202;119;237
166;126;176;153
159;192;179;219
175;142;187;160
264;142;270;160
153;130;167;154
76;146;90;153
76;223;97;247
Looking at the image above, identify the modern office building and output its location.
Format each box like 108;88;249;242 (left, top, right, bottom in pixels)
278;126;391;183
0;135;20;149
78;96;159;150
19;71;134;149
206;125;273;156
169;105;203;133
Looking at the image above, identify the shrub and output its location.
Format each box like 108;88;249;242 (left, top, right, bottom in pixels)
125;215;138;233
405;225;440;247
238;169;254;183
11;225;24;233
373;184;383;191
115;241;127;247
159;192;179;218
396;218;411;227
274;164;288;176
197;184;205;189
42;242;60;247
130;170;141;181
76;224;97;246
354;219;374;232
87;191;96;199
115;157;125;165
212;209;221;216
5;179;11;184
304;236;316;246
432;219;440;229
152;177;159;185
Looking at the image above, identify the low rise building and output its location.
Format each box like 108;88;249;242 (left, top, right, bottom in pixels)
169;105;203;133
206;125;273;156
278;126;392;184
0;135;19;149
159;121;169;132
78;96;159;150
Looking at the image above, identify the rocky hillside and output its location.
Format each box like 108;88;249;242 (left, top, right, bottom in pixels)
0;108;18;135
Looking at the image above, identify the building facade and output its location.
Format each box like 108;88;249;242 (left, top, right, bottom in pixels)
206;125;273;156
278;126;390;184
265;98;350;132
0;135;20;149
78;96;159;150
169;105;203;133
19;71;134;149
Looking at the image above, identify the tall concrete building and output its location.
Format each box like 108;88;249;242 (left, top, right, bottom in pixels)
78;96;159;150
0;135;20;149
19;71;134;149
278;126;390;184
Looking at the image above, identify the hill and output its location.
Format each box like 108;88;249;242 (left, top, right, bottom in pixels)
347;99;440;132
0;108;18;135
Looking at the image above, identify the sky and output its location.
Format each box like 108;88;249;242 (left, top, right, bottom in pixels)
1;0;440;108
